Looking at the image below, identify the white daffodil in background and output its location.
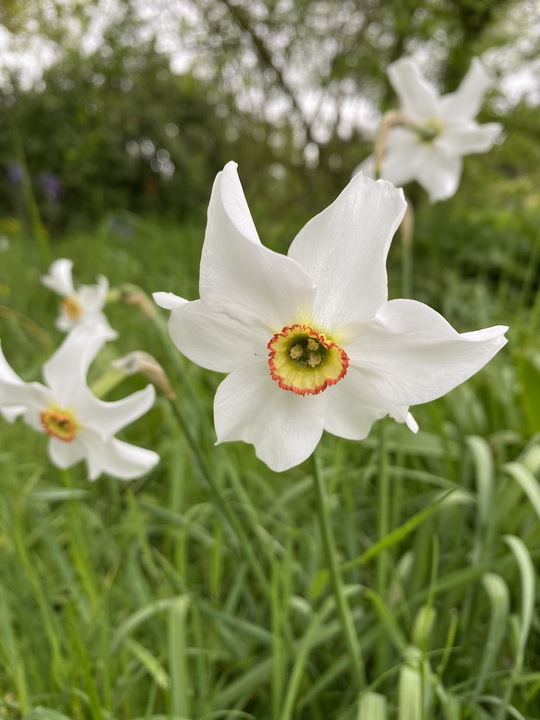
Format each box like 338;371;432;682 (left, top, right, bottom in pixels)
359;58;503;202
154;162;507;472
0;327;159;480
41;258;117;338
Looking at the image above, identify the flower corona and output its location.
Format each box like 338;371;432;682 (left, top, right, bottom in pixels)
40;406;79;442
268;324;349;395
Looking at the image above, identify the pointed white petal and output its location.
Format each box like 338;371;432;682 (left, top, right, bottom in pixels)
388;59;440;121
0;341;50;412
41;258;75;296
200;162;314;329
346;299;508;406
0;341;24;384
288;172;407;327
153;291;188;310
214;361;325;472
47;437;86;469
406;412;419;433
440;58;490;119
439;122;503;155
323;367;407;440
168;300;267;373
416;148;462;201
79;428;159;480
42;327;108;406
80;385;155;438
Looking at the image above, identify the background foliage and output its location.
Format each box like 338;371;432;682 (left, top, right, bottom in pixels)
0;1;540;718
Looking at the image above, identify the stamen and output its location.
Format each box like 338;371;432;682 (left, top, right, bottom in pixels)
415;118;443;144
268;324;349;395
62;295;83;320
41;406;79;442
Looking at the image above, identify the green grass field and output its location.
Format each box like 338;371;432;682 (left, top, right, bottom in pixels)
0;176;539;720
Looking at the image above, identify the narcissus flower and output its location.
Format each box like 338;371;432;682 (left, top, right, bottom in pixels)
360;58;503;201
41;258;117;338
154;162;507;472
0;328;159;480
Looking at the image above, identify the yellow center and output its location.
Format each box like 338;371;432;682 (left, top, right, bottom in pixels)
61;295;83;320
268;324;349;395
415;118;443;144
40;406;79;442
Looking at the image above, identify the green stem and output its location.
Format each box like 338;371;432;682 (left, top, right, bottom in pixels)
376;421;390;676
312;452;365;687
168;399;270;596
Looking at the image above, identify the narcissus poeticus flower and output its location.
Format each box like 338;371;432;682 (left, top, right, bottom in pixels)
41;258;117;338
155;162;507;471
360;58;503;201
0;328;159;480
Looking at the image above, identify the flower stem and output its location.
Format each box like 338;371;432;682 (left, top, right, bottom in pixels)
400;201;415;298
312;452;365;686
376;421;390;676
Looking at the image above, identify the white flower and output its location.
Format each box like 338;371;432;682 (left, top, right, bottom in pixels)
359;58;503;202
0;327;159;480
154;162;507;472
41;258;117;338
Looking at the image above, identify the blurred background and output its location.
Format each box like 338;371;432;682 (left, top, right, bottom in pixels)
0;0;539;231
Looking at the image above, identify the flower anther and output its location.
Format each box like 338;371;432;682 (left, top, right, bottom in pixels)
414;118;444;144
40;406;79;442
62;295;83;320
268;324;349;395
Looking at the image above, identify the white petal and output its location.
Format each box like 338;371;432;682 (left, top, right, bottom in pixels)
416;148;462;201
406;412;419;433
380;128;428;187
47;437;86;469
41;258;75;297
77;279;108;313
1;406;26;422
168;300;266;373
288;172;407;327
200;162;314;329
80;385;155;438
214;361;325;472
346;299;508;406
388;59;440;121
79;428;159;480
153;291;188;310
42;327;108;406
0;341;50;412
440;58;490;119
322;367;408;440
0;342;25;384
439;122;503;155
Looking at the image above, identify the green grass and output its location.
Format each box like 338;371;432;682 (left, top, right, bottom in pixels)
0;198;539;719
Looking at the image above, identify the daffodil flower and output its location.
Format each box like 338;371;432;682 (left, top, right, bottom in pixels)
0;328;159;480
41;258;117;338
360;58;503;201
154;162;507;472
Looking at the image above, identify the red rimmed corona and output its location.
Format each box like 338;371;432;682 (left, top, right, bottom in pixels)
40;406;79;442
268;324;349;395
